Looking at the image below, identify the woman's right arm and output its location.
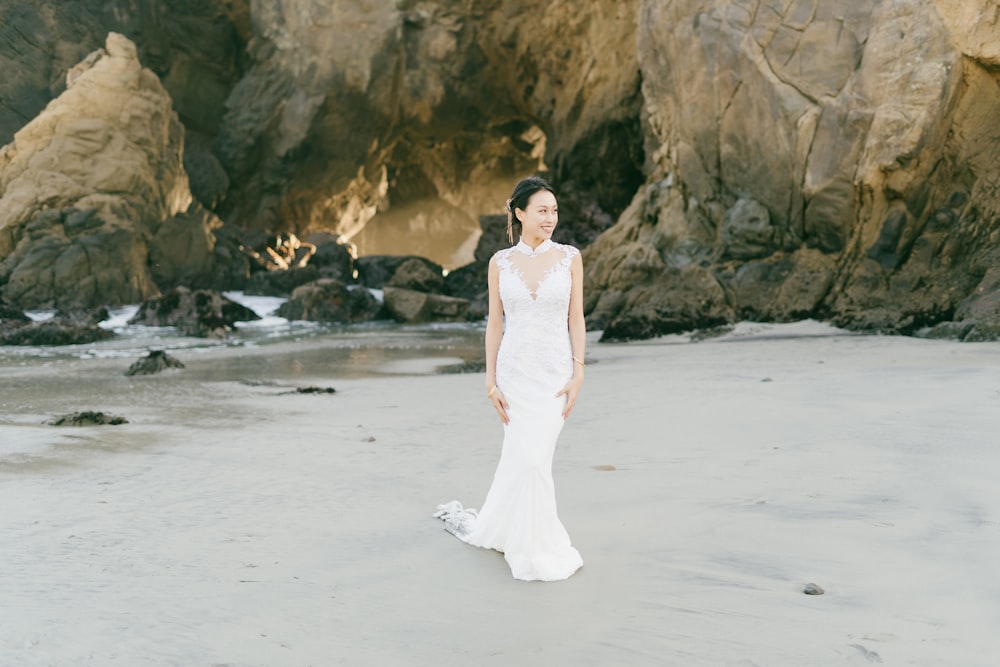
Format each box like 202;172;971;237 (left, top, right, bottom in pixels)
484;257;503;391
484;257;509;423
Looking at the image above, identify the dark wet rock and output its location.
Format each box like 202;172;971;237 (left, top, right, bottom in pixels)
961;322;1000;342
552;183;620;250
386;257;446;294
925;319;1000;343
54;305;110;326
474;214;513;263
305;232;355;282
931;264;1000;343
0;319;114;346
442;213;525;322
244;266;320;297
48;411;128;426
920;321;978;341
277;279;383;323
149;205;246;292
0;300;30;322
598;266;735;342
444;261;489;320
205;224;255;291
356;255;443;290
291;386;336;394
721;249;837;322
382;286;469;324
803;583;825;595
125;350;186;376
128;287;260;338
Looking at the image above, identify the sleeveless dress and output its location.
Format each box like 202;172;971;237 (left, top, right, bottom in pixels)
435;238;584;582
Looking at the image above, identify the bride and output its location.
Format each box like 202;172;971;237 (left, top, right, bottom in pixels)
435;176;585;582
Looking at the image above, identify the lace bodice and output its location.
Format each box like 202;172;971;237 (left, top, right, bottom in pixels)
493;239;579;399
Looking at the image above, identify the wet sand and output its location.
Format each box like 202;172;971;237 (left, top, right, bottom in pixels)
2;323;999;665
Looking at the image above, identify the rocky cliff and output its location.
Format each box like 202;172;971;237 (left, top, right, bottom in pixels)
1;0;998;338
0;33;229;309
586;0;1000;340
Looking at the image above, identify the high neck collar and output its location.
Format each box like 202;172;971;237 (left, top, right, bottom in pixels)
515;238;553;256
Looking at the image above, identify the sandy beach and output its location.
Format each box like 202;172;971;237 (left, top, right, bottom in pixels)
2;322;999;666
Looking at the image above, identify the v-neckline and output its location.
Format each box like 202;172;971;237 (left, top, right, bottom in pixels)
508;255;560;303
516;268;556;302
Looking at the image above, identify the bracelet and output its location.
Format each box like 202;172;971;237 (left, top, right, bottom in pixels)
488;385;497;398
573;356;586;367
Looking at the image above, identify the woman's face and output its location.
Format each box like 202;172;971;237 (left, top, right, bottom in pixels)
516;190;558;242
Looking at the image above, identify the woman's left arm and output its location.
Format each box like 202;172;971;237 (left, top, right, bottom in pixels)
558;251;586;419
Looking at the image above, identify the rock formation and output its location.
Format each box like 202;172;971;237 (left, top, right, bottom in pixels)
1;1;998;339
0;33;230;309
47;411;128;426
0;318;115;346
586;0;1000;340
129;287;260;338
124;350;186;376
276;279;383;323
382;287;469;324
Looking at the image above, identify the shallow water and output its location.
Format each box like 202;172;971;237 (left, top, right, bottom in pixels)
2;292;487;381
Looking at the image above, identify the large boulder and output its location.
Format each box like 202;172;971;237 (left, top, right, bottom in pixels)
0;318;115;346
0;298;113;345
0;298;29;322
382;286;469;324
386;257;446;294
305;232;355;282
444;261;489;320
244;266;321;297
0;33;225;309
129;286;259;338
356;255;443;290
276;279;383;323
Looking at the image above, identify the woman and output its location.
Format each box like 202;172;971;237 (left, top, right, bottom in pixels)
435;176;585;582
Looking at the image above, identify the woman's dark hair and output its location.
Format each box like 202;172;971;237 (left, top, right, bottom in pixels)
505;176;556;244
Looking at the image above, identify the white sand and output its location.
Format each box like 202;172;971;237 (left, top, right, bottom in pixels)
1;323;999;666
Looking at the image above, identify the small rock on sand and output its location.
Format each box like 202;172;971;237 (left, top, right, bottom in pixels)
48;411;129;426
125;350;185;376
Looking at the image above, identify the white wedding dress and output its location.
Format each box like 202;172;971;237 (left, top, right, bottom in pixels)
435;238;583;582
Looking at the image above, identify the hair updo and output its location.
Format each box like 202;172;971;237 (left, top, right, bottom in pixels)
504;176;556;244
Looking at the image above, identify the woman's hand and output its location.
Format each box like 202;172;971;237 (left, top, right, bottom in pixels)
556;375;584;420
488;385;510;425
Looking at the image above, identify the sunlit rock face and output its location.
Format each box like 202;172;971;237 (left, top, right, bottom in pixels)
215;0;643;265
586;0;1000;339
0;34;223;309
0;1;250;208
